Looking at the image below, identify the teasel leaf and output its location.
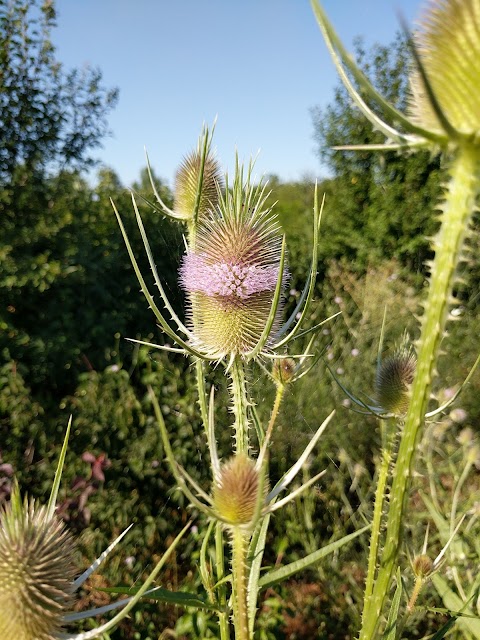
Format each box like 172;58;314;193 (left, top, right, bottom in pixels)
258;524;371;589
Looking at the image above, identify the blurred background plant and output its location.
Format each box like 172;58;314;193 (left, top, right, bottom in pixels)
1;0;479;638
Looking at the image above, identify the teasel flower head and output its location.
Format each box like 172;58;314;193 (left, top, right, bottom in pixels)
0;486;77;640
376;335;417;416
212;454;265;528
179;160;288;359
408;0;480;139
174;140;223;222
141;124;222;224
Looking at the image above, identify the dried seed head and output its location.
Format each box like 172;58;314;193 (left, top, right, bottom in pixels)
0;489;77;640
179;181;287;357
213;455;263;527
174;148;222;220
272;357;296;385
376;336;416;415
408;0;480;136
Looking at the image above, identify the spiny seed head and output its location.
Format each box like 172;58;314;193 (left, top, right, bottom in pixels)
213;455;264;527
408;0;480;136
0;488;77;640
174;148;222;220
376;336;416;415
179;182;287;357
412;553;434;578
272;357;296;385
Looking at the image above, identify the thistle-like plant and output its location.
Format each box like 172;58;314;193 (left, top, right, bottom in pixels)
111;125;371;639
311;0;480;637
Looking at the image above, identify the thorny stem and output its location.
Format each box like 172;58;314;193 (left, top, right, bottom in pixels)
361;421;395;623
231;356;250;455
262;383;286;449
215;523;230;640
231;527;250;640
359;144;480;640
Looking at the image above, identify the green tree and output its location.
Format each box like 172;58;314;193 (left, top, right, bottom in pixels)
0;0;117;183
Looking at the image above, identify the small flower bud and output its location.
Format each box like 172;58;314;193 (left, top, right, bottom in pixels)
0;489;77;640
412;553;434;579
376;336;416;415
213;455;264;527
272;357;296;385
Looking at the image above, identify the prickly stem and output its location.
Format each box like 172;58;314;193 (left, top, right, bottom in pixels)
359;144;480;640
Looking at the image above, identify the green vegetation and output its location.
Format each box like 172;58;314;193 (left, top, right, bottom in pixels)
1;1;479;638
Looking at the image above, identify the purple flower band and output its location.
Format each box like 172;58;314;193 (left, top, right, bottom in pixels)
180;253;282;299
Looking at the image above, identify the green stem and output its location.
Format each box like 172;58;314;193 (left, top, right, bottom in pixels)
216;523;230;640
262;383;285;448
359;144;480;640
231;527;250;640
231;356;250;455
361;423;395;623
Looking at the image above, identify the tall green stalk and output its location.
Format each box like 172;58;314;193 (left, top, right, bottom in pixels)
231;528;250;640
359;144;480;640
231;356;250;455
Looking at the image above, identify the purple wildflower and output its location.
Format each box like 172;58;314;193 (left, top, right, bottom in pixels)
180;254;281;299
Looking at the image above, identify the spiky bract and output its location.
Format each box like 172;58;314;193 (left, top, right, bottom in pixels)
174;147;222;220
376;337;417;415
213;455;263;527
409;0;480;136
0;490;77;640
179;170;287;357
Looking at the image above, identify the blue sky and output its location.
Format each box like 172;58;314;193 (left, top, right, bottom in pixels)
53;1;421;188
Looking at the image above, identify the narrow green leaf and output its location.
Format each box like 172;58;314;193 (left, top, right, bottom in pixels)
258;524;370;588
383;568;402;640
428;617;458;640
200;519;216;598
431;574;480;637
47;416;72;521
99;585;223;612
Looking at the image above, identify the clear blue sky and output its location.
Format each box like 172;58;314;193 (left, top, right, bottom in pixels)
53;0;421;188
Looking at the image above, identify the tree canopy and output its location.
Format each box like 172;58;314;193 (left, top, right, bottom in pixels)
0;0;118;184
